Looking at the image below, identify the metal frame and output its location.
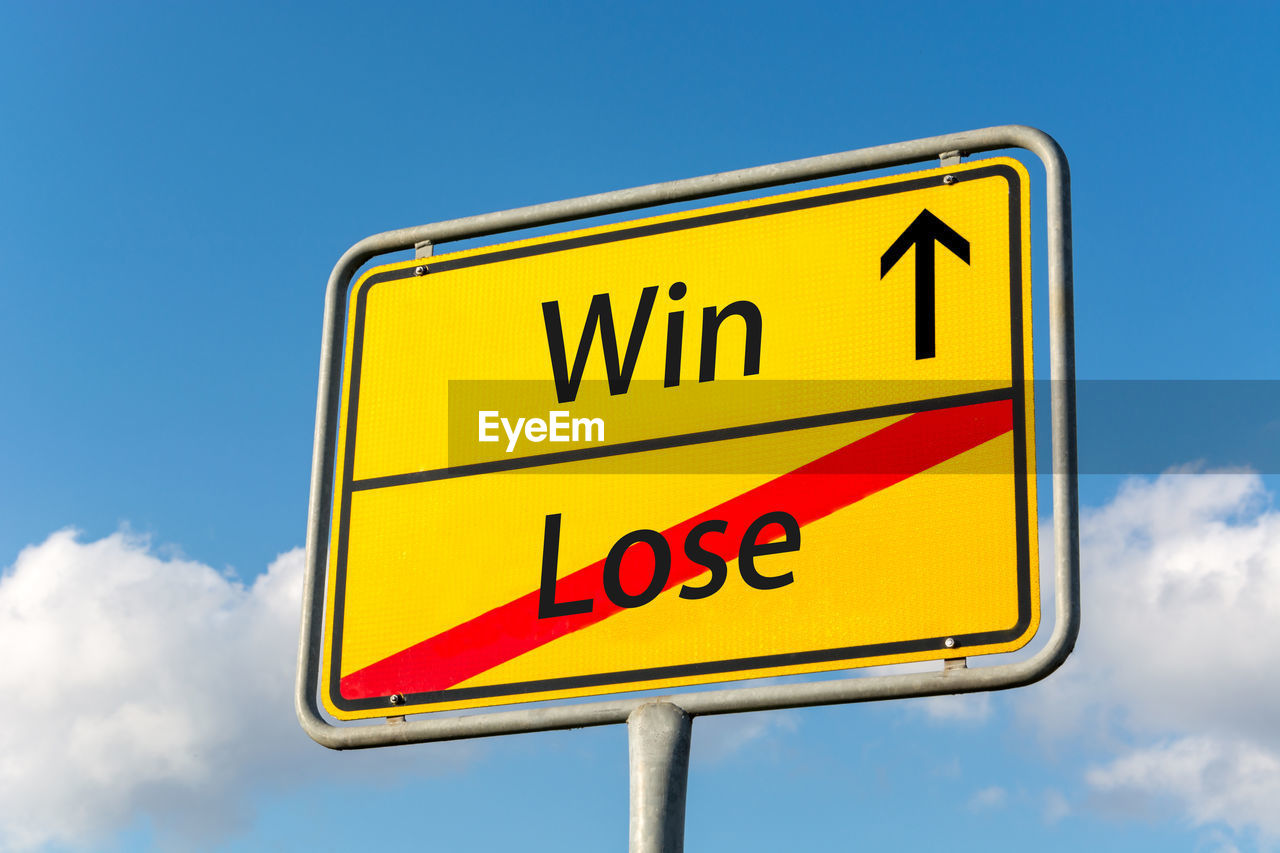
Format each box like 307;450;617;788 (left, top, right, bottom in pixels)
296;124;1077;749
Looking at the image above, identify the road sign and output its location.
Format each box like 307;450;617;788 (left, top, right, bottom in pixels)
318;156;1037;721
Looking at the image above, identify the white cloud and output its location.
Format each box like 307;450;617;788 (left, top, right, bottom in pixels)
931;756;962;779
1042;788;1070;824
692;710;798;765
1086;736;1280;835
1015;470;1280;840
967;785;1007;812
0;530;473;850
1202;830;1245;853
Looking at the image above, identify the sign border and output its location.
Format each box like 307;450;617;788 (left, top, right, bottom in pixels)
327;162;1034;716
297;125;1077;748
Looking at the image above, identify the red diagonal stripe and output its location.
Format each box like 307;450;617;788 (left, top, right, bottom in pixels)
341;399;1013;699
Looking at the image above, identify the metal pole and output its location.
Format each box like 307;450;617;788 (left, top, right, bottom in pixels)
628;702;692;853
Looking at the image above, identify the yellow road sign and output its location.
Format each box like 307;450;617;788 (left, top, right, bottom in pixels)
322;157;1036;720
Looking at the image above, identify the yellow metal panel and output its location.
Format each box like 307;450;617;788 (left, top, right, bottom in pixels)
321;157;1036;720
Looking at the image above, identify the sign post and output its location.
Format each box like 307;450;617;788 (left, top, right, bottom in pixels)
296;124;1076;851
628;702;692;853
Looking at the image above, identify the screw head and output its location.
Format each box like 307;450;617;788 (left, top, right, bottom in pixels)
389;693;405;705
943;637;957;649
414;265;428;276
942;174;957;185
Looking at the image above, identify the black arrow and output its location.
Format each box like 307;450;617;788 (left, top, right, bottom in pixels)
879;209;970;360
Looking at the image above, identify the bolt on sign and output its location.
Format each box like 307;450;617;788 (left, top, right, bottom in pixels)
314;156;1040;721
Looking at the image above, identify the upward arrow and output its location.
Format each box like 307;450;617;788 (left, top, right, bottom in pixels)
880;209;970;360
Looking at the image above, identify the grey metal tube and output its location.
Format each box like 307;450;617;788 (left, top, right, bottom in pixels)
295;123;1078;749
628;702;692;853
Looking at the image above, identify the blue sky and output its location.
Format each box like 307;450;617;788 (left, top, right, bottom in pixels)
3;2;1280;851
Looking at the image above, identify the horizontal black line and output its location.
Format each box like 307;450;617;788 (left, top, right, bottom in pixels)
420;176;951;274
364;166;1012;287
350;386;1015;492
333;621;1024;711
418;624;1022;704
